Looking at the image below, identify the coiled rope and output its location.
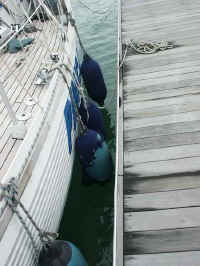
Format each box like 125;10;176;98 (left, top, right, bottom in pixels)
119;39;176;69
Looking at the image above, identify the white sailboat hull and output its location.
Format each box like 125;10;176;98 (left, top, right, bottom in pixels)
0;1;81;261
0;61;78;265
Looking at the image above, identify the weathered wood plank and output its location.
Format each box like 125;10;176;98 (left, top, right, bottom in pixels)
124;86;200;104
124;173;200;194
124;56;200;75
123;8;200;22
124;188;200;211
122;4;200;21
124;131;200;152
123;12;200;30
124;64;200;84
124;92;200;109
125;144;200;164
124;206;200;232
124;110;200;130
124;227;200;255
124;59;200;80
125;252;200;266
124;75;200;95
125;120;200;140
124;69;200;91
125;156;200;178
124;68;200;88
124;100;200;119
121;0;200;262
123;19;200;35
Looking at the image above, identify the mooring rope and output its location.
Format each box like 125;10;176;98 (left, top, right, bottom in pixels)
0;178;58;263
68;13;87;55
49;65;88;134
119;39;176;68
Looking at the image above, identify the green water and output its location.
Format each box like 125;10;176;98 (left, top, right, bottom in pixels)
59;0;117;265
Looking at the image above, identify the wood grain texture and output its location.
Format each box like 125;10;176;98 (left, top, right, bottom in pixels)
121;0;200;263
125;156;200;178
124;227;200;254
124;173;200;194
0;20;63;179
125;252;200;266
125;120;200;140
124;207;200;232
125;143;200;164
124;188;200;211
124;131;200;152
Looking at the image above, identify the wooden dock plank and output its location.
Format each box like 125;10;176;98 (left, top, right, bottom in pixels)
124;227;200;255
125;144;200;164
125;252;200;266
124;65;200;83
124;110;200;130
124;131;200;152
124;173;200;194
125;120;200;140
124;188;200;211
120;0;200;264
124;207;200;232
124;86;200;104
124;156;200;178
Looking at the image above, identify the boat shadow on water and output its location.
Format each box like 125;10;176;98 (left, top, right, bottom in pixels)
59;108;115;266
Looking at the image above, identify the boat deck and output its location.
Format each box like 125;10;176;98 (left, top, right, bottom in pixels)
118;0;200;265
0;19;64;180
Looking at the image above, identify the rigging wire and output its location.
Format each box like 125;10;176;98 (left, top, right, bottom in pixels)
77;0;110;16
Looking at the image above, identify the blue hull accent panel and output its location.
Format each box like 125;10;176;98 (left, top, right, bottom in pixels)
74;56;81;83
64;100;72;154
67;242;88;266
70;55;81;130
71;80;80;106
64;55;81;152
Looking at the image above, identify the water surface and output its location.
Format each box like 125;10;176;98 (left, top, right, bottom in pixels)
59;1;117;265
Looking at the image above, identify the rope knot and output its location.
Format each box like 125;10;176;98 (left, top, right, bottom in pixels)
0;178;18;207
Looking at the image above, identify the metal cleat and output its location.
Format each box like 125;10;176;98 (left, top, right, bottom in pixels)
34;68;49;85
50;53;59;63
24;97;38;106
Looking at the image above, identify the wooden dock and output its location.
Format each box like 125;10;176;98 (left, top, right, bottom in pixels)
114;0;200;265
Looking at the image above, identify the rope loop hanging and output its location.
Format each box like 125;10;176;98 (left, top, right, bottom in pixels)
0;178;58;263
67;12;87;55
49;65;88;135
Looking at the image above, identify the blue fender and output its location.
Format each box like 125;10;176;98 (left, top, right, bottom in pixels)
67;242;88;266
76;130;113;182
81;54;107;106
38;240;88;266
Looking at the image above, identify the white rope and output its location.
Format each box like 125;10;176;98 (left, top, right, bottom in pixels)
0;179;58;263
38;0;60;26
0;4;42;52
